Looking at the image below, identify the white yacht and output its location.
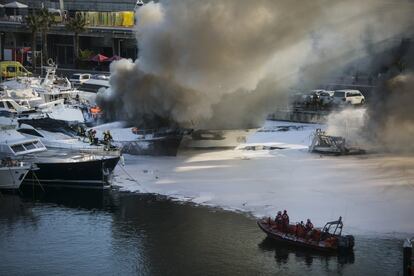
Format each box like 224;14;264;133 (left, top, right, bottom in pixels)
0;127;120;189
0;160;32;190
16;123;109;153
1;66;86;123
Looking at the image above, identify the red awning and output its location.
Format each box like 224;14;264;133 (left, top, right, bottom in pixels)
90;54;109;62
107;55;122;61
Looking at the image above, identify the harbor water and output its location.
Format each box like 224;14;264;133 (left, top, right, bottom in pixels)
0;190;406;275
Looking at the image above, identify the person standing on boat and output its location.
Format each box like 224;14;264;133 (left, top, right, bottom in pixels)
87;129;93;144
296;221;306;237
305;219;314;232
275;211;283;230
282;210;289;232
103;130;113;150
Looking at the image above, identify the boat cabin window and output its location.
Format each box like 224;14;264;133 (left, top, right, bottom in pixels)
23;142;37;150
11;144;25;153
18;128;44;138
5;101;15;110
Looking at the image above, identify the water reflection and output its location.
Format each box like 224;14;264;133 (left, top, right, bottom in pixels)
0;190;406;275
16;187;117;211
258;237;355;270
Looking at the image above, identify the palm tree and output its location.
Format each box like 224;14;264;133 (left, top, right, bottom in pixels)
65;13;87;67
26;13;40;70
38;8;55;64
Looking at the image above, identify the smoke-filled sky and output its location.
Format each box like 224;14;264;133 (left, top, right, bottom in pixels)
99;0;414;129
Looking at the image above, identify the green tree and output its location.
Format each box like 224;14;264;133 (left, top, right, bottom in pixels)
26;13;41;70
38;8;55;64
65;13;87;67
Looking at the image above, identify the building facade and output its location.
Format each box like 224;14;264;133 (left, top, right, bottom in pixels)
0;0;140;68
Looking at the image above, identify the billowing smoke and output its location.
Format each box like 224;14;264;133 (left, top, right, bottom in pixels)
98;0;414;129
364;39;414;153
324;39;414;153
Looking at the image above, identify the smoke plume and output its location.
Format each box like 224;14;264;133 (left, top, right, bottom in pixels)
365;38;414;153
98;0;414;129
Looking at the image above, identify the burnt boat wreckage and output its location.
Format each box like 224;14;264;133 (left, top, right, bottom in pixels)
93;112;256;156
94;127;255;156
258;216;355;253
116;127;186;156
309;129;366;155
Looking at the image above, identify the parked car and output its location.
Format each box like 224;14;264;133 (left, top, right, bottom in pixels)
332;90;365;106
69;73;91;87
320;91;335;105
312;90;334;106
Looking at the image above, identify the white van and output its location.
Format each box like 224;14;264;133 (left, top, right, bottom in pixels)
69;73;91;87
332;90;365;106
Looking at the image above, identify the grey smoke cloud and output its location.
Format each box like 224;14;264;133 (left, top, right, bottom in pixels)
98;0;414;129
366;36;414;153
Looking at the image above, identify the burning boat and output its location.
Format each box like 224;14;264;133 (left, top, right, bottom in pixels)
309;129;365;155
180;129;256;149
92;123;184;156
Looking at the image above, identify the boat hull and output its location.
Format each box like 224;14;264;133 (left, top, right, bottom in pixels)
118;136;183;156
0;165;31;190
22;156;120;189
180;129;256;149
257;220;338;253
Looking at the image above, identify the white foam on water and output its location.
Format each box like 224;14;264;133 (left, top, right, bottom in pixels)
114;120;414;235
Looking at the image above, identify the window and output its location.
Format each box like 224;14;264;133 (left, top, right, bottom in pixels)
5;101;15;110
6;66;16;73
334;91;345;97
71;75;80;80
18;129;44;138
82;75;90;80
23;142;37;150
11;144;25;153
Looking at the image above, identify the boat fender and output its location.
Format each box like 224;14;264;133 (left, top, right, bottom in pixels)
120;155;125;166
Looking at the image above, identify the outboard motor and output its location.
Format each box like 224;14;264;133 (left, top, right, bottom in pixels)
337;235;355;250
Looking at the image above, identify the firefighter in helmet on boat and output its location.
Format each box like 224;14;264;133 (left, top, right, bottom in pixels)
103;130;113;150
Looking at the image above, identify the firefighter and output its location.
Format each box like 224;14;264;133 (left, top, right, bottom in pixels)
92;130;98;145
103;130;113;150
296;221;306;237
77;125;86;138
305;219;314;232
87;129;93;144
275;211;283;230
282;210;290;232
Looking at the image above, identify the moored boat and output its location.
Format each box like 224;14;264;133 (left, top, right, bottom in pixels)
0;128;120;189
0;159;32;190
257;216;354;252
